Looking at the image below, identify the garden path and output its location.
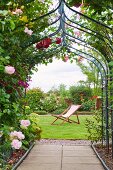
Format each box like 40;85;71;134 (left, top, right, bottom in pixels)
17;140;104;170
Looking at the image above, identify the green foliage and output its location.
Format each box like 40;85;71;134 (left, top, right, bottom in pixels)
28;113;41;140
0;0;52;168
35;110;48;115
76;61;101;96
52;108;66;115
68;0;113;14
85;110;102;142
42;93;58;113
81;100;95;111
25;88;44;111
69;85;92;104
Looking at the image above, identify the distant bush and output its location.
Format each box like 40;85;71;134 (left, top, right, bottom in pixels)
52;108;66;115
35;110;48;115
25;88;44;111
42;94;58;113
81;100;95;111
69;85;92;104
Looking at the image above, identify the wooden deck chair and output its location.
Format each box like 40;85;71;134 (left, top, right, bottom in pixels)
51;105;81;125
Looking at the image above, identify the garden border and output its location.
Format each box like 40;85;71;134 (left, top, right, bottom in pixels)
91;144;110;170
12;142;35;170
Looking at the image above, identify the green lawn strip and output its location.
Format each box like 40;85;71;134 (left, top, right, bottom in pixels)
39;115;93;140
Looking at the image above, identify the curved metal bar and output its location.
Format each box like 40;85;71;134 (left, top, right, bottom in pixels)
64;13;113;45
62;30;112;61
68;45;107;75
21;25;62;49
68;45;109;147
63;0;112;30
65;36;108;71
62;17;113;53
31;1;62;22
47;16;61;27
32;45;62;59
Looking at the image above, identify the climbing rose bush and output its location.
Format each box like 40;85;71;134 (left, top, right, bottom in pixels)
0;0;52;168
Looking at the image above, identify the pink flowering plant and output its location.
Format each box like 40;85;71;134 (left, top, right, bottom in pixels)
0;0;52;168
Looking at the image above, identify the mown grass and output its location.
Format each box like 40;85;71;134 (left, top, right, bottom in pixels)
39;115;93;140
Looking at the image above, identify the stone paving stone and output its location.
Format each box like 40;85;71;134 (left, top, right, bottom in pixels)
21;156;61;164
32;144;62;151
63;150;95;156
17;163;61;170
62;164;104;170
29;150;61;156
62;156;101;164
17;144;104;170
63;145;92;151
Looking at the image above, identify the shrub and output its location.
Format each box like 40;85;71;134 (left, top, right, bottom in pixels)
42;94;58;113
81;100;95;111
85;110;102;142
25;88;44;111
52;108;66;115
69;85;92;104
35;111;48;115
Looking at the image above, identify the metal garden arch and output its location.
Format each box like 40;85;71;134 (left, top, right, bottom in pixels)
35;0;113;156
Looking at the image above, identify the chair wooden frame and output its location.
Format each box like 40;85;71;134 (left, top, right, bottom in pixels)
51;105;81;125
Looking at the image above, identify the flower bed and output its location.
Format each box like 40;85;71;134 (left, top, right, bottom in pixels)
6;142;35;170
92;144;112;170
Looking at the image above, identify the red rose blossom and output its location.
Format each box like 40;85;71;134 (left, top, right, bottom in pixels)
36;38;51;49
56;38;61;44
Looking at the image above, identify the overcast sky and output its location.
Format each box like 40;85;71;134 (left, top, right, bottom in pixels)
29;58;86;92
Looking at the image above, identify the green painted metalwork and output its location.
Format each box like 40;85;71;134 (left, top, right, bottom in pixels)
35;0;113;156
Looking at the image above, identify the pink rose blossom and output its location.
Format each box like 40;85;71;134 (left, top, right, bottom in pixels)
24;27;33;36
10;131;18;139
75;31;81;37
10;131;25;140
11;139;22;149
63;56;69;62
5;66;15;75
12;9;23;15
17;131;25;140
20;120;31;128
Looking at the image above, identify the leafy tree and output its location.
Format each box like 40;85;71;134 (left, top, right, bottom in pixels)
77;60;101;96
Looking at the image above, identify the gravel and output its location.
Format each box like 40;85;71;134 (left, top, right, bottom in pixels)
37;139;91;145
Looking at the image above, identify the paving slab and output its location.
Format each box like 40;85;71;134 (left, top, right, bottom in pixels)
62;164;104;170
18;164;61;170
29;150;61;156
17;143;105;170
21;156;61;164
63;150;95;156
32;144;62;151
62;156;101;164
63;145;92;150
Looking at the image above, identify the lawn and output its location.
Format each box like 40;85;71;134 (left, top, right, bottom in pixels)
38;115;93;140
